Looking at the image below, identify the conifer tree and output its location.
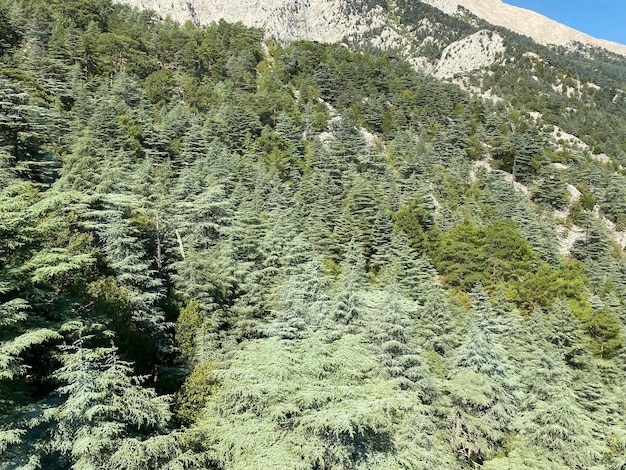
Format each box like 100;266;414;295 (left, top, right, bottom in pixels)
264;240;331;343
418;285;463;356
600;174;626;228
515;382;606;468
337;175;382;262
296;144;343;260
446;287;519;466
481;174;560;264
185;334;399;470
541;300;590;368
89;202;174;360
331;241;368;332
370;207;394;271
2;3;626;467
4;326;179;469
369;286;432;397
383;231;437;303
571;217;612;262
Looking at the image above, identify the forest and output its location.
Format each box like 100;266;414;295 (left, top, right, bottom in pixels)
1;0;626;468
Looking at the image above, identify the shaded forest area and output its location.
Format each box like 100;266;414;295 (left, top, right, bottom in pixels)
1;0;626;468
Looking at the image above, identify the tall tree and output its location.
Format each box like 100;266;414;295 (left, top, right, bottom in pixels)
446;287;519;466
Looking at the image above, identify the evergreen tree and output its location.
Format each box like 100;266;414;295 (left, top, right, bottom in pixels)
570;217;612;262
264;238;331;343
89;201;174;360
1;3;626;467
370;207;394;271
600;174;626;228
4;328;179;469
369;286;432;398
337;175;383;262
330;241;368;332
446;287;519;466
515;382;607;469
185;334;400;470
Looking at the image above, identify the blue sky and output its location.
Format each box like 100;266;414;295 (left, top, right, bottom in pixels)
505;0;626;45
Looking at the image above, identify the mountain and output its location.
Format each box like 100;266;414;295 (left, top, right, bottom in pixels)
428;0;626;56
116;0;626;56
2;0;626;469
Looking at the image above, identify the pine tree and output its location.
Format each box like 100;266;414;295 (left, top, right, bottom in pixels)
516;383;607;469
296;144;343;260
571;216;612;262
481;174;560;264
263;241;331;343
541;300;590;368
4;327;179;469
58;129;104;191
511;127;545;183
185;334;400;470
370;207;394;271
531;166;569;210
337;175;383;262
383;231;437;303
418;285;463;356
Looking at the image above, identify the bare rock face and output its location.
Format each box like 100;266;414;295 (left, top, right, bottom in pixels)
113;0;388;45
435;30;505;78
420;0;458;15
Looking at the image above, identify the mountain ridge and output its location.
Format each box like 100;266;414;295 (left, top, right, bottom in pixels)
454;0;626;56
115;0;626;57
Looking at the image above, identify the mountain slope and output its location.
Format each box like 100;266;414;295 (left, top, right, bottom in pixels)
2;1;626;469
111;0;386;44
453;0;626;56
117;0;626;56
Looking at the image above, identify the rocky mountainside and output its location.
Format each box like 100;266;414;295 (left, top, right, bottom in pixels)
110;0;626;257
3;1;626;468
452;0;626;56
111;0;381;43
116;0;626;57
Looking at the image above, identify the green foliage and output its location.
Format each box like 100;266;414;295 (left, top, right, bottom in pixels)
582;306;623;359
506;260;589;313
183;336;402;469
434;220;538;291
254;132;299;180
516;384;607;468
600;174;626;229
176;301;204;359
175;362;218;425
531;169;569;209
393;196;437;255
1;0;626;467
369;287;431;395
446;287;519;466
5;330;180;468
144;68;176;105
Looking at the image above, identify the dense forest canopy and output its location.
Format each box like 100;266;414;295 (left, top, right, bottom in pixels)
1;0;626;468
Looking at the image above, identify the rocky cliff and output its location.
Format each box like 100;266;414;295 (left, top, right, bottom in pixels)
112;0;382;44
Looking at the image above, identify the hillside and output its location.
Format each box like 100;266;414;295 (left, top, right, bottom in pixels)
1;0;626;469
116;0;626;56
